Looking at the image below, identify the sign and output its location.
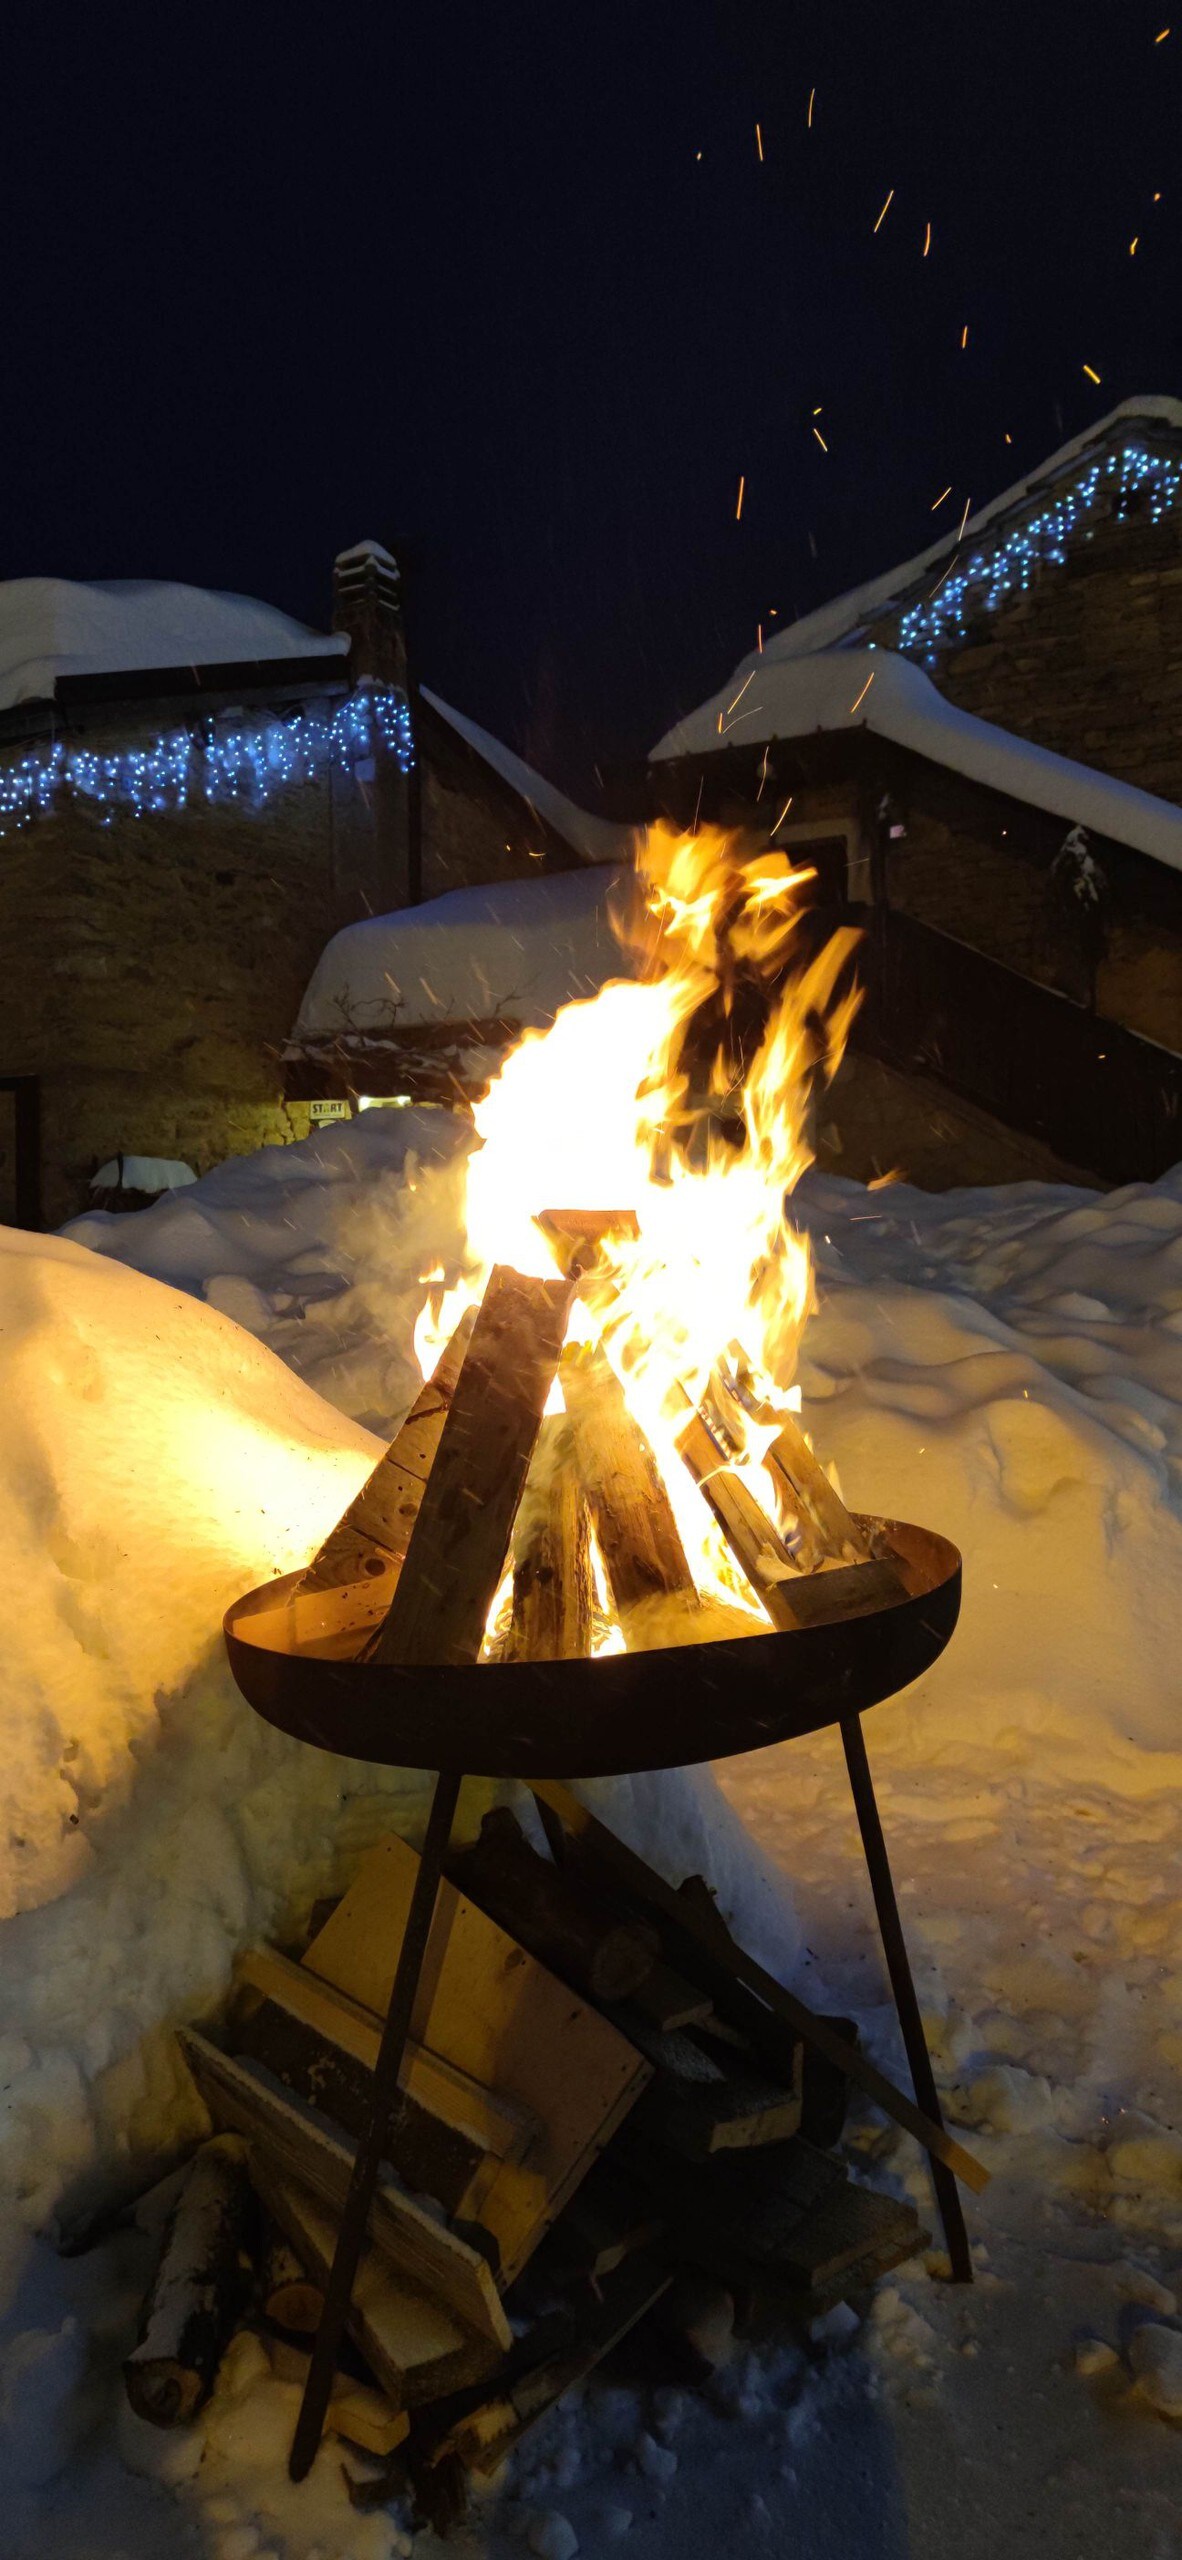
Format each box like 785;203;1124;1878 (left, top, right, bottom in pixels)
308;1098;352;1123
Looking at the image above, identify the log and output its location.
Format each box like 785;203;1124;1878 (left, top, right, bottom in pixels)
561;1341;700;1634
370;1265;573;1667
530;1783;990;2197
297;1310;477;1603
177;2031;513;2349
447;1807;657;2007
436;2252;672;2475
266;2335;409;2457
266;2274;325;2335
252;2165;501;2409
674;1395;903;1631
123;2135;254;2427
502;1416;594;1664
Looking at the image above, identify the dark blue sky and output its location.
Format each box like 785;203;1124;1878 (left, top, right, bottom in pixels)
2;2;1179;791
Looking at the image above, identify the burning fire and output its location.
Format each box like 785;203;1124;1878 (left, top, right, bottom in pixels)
415;825;860;1639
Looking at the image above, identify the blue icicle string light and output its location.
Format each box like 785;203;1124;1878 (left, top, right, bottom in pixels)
0;683;415;837
898;443;1182;664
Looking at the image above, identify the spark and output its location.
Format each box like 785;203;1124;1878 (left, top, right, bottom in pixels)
1083;362;1102;384
770;794;794;833
849;670;875;715
873;188;895;233
726;669;756;715
1004;430;1013;444
957;493;972;540
807;85;815;127
923;220;932;256
756;121;764;161
813;403;823;415
757;623;764;653
1130;235;1139;253
1156;23;1170;37
736;473;745;520
1155;190;1163;200
812;425;829;451
931;485;952;510
961;323;969;349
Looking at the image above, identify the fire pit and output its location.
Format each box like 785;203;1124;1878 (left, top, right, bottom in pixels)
221;830;980;2478
224;1514;959;1778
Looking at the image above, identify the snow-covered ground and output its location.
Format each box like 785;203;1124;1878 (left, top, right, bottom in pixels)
2;1117;1180;2558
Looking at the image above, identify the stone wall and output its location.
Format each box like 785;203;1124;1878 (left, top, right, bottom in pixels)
1;691;582;1227
877;501;1182;806
0;712;351;1224
881;754;1182;1050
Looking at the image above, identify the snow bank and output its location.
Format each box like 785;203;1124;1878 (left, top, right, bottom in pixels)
0;1228;431;2286
0;576;346;713
790;1164;1182;1783
651;647;1182;875
291;864;632;1044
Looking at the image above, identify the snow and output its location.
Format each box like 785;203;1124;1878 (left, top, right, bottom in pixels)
91;1158;198;1195
423;689;633;868
751;394;1182;666
3;1115;1182;2549
0;577;347;714
651;645;1182;876
291;863;632;1044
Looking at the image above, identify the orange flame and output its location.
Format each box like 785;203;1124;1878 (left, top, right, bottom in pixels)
416;824;860;1623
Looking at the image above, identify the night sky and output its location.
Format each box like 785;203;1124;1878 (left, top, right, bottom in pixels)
3;3;1179;795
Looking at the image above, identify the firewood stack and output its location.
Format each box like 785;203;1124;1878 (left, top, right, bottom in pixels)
130;1232;938;2516
141;1794;924;2519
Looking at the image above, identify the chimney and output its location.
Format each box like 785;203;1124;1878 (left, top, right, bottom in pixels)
332;539;406;687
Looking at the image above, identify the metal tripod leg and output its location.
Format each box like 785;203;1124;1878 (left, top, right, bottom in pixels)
289;1766;463;2479
840;1714;973;2283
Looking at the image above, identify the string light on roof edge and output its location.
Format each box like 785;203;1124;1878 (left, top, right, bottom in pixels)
898;443;1182;664
0;684;415;838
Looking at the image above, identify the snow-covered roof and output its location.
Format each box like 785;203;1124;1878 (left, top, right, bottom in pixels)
423;688;631;868
760;395;1182;665
0;575;348;714
292;862;630;1044
651;646;1182;876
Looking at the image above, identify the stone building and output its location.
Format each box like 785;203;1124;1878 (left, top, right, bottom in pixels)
0;544;607;1226
647;396;1182;1186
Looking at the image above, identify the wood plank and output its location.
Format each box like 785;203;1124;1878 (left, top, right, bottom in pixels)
637;2071;802;2163
252;2164;501;2410
296;1310;477;1600
774;2182;923;2292
235;1945;535;2191
177;2031;512;2350
561;1340;700;1633
617;2008;802;2161
303;1832;652;2284
530;1784;989;2197
503;1416;594;1664
621;2131;846;2285
371;1265;573;1667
